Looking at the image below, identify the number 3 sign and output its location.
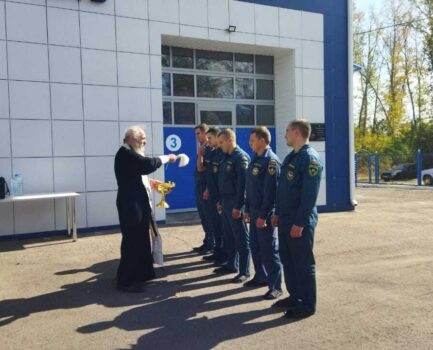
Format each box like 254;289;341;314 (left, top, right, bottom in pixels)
165;134;182;152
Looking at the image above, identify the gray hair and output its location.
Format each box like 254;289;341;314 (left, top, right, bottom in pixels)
123;125;146;143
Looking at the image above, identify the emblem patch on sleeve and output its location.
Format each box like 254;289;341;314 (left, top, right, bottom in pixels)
308;160;319;177
268;160;277;176
287;170;295;181
241;157;249;170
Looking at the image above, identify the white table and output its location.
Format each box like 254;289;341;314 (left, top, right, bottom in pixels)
0;192;80;241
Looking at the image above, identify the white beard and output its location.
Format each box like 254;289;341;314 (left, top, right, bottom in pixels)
132;143;145;156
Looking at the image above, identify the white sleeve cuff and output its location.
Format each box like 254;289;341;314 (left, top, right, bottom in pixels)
158;155;170;164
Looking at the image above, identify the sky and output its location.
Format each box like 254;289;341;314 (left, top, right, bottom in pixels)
356;0;382;13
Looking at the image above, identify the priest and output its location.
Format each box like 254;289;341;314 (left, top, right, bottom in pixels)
115;125;177;293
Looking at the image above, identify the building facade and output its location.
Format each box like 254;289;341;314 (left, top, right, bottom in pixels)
0;0;354;238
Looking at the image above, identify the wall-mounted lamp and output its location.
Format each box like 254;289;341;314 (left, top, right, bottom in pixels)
226;25;237;33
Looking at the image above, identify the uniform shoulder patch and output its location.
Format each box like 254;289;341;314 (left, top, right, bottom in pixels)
308;158;320;177
268;159;277;176
237;155;248;169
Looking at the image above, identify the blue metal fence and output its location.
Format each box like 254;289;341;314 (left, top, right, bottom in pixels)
355;151;433;187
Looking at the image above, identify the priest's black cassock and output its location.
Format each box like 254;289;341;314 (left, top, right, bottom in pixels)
114;145;163;287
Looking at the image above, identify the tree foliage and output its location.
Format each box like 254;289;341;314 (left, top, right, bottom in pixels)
354;0;433;154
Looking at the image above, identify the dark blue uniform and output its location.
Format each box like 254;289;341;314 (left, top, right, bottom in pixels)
204;147;225;261
218;146;251;276
195;144;214;250
245;147;282;292
276;144;322;313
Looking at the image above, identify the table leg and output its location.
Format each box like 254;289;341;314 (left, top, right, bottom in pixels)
72;197;77;242
66;197;71;236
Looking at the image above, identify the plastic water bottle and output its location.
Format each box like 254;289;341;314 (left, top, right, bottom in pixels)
11;172;23;196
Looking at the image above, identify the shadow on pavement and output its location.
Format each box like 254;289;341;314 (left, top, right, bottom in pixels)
0;251;298;348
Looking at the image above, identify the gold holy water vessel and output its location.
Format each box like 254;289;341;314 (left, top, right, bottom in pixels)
156;182;176;208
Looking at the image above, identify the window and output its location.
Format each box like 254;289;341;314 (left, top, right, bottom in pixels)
162;73;171;96
256;79;274;100
162;46;170;67
162;46;275;127
174;102;195;125
196;50;233;72
236;104;255;125
172;47;193;69
235;78;254;99
257;105;274;125
235;53;254;73
200;110;232;125
255;55;274;75
197;76;233;99
163;102;172;124
173;74;195;97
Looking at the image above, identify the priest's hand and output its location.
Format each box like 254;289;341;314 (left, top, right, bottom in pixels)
168;154;177;163
149;179;162;190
